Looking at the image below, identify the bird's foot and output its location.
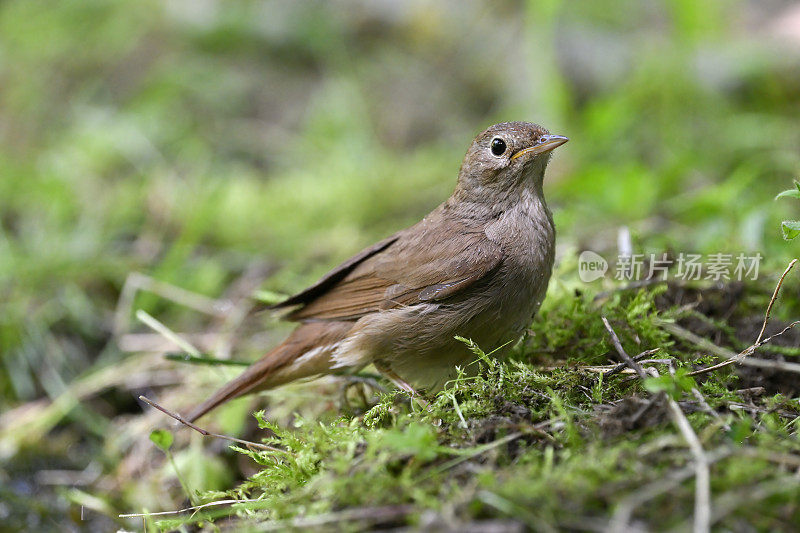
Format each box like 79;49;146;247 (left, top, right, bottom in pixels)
374;361;430;410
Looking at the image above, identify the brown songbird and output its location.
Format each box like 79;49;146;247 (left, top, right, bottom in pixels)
186;122;568;422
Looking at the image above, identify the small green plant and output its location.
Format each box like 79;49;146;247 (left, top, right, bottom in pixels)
150;430;197;506
642;367;697;400
775;180;800;240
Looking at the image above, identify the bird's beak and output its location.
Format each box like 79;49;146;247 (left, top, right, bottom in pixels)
511;134;569;160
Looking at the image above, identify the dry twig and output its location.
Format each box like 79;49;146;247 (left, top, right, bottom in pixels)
655;368;710;533
602;319;711;533
120;498;262;518
603;349;660;377
659;322;800;375
139;396;285;454
601;317;647;380
685;259;798;377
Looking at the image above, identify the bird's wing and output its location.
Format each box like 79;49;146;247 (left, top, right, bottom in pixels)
268;234;399;310
273;213;503;322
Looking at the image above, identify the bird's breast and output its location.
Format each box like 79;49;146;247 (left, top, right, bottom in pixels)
482;190;556;327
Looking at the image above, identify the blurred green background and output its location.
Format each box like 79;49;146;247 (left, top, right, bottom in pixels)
1;0;800;528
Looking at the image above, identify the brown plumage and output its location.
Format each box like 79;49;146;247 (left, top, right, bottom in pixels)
186;122;568;422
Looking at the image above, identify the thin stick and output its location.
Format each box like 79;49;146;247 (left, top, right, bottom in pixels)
755;259;797;345
601;326;711;533
726;351;800;374
120;498;261;518
686;320;800;377
683;259;798;377
662;377;711;533
604;349;660;377
601;317;647;380
659;321;800;376
139;396;285;454
755;320;800;348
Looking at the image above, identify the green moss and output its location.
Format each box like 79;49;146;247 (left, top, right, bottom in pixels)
3;1;800;531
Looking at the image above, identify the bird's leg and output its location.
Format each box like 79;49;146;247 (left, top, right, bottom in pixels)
373;361;429;408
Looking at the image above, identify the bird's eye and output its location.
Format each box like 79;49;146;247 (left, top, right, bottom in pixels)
490;138;507;156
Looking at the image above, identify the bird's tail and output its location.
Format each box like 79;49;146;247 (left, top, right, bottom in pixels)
185;322;351;422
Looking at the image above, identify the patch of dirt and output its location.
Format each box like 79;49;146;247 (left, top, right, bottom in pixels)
733;360;800;398
593;396;669;438
655;281;745;321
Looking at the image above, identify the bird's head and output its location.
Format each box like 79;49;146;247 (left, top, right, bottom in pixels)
455;121;568;201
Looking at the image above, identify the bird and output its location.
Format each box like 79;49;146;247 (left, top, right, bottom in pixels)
185;121;568;422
